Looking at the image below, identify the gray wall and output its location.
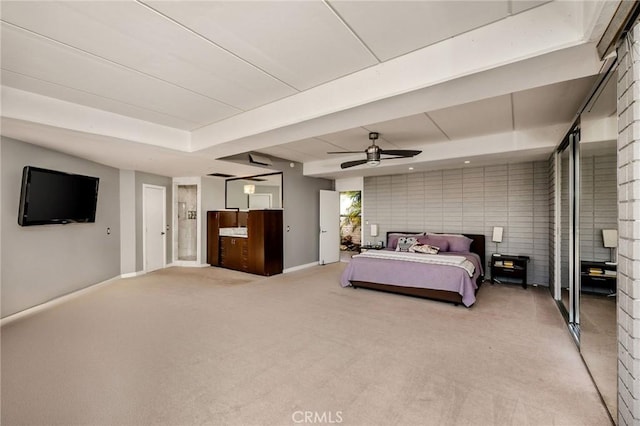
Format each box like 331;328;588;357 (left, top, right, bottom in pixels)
363;162;549;285
279;160;333;269
120;170;136;275
201;176;226;262
1;137;120;317
134;171;172;271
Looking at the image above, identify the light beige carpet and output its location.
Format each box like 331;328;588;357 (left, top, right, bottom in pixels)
2;264;611;425
580;293;618;421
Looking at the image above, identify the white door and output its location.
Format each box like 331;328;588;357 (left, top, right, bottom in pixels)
143;184;166;272
319;190;340;265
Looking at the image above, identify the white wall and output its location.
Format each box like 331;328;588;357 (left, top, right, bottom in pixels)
335;177;363;192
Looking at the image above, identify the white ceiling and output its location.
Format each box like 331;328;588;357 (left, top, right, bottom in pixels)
0;1;620;179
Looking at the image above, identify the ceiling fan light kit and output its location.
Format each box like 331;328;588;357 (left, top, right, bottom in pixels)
328;132;422;169
366;145;380;166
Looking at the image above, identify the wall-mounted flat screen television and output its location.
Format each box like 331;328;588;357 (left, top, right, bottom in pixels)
18;166;99;226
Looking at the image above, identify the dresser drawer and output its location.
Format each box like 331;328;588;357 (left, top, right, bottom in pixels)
219;236;248;271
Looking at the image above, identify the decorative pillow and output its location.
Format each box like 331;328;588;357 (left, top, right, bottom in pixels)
427;233;472;253
395;237;418;252
422;234;450;252
388;233;423;250
409;243;440;254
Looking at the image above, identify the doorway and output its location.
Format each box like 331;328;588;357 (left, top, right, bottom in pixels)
340;190;361;262
177;184;198;262
173;177;202;266
143;184;166;273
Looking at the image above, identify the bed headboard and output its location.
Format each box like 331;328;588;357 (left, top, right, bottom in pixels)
386;231;486;274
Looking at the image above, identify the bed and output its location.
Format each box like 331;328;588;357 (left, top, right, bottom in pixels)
340;231;486;307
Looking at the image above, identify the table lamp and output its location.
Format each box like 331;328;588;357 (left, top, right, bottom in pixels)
602;229;617;265
492;226;503;255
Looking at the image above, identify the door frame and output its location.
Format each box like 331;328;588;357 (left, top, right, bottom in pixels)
172;177;202;266
142;184;166;272
554;124;581;342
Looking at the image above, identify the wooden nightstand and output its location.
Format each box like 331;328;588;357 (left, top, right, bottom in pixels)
491;254;530;289
581;261;616;296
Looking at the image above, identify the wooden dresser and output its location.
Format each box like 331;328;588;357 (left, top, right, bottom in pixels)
219;236;249;272
207;210;283;276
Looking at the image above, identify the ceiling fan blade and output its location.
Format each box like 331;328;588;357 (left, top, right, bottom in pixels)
380;149;422;157
341;159;369;169
327;151;364;154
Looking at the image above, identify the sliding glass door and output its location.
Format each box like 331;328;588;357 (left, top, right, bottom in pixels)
556;125;580;333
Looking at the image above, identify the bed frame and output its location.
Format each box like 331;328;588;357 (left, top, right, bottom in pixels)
350;231;486;306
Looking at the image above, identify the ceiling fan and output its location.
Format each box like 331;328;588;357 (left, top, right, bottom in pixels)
327;132;422;169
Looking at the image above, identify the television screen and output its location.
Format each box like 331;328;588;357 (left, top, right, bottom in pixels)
18;166;99;226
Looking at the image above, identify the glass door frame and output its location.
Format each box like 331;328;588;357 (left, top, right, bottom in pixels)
555;123;581;340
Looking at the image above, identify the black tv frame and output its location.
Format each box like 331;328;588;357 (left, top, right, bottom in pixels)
18;166;100;226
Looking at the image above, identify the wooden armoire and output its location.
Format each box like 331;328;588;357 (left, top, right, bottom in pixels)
207;210;283;276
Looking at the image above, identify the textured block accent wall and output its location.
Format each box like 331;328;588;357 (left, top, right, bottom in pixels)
363;162;549;285
617;26;640;425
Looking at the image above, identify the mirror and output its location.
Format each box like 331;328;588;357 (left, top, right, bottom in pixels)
579;71;617;420
226;172;283;210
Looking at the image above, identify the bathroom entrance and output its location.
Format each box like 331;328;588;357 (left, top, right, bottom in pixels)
173;177;202;266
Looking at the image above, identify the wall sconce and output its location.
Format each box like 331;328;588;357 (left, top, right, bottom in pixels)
602;229;618;265
370;224;378;237
492;226;503;255
243;184;255;194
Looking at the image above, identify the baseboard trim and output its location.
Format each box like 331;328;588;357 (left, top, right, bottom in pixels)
1;275;122;327
283;262;319;273
120;271;144;279
169;261;209;268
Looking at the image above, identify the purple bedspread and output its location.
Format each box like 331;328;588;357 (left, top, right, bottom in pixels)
340;251;483;307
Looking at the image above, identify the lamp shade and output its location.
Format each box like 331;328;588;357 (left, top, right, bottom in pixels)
243;184;255;194
492;226;504;243
602;229;618;248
